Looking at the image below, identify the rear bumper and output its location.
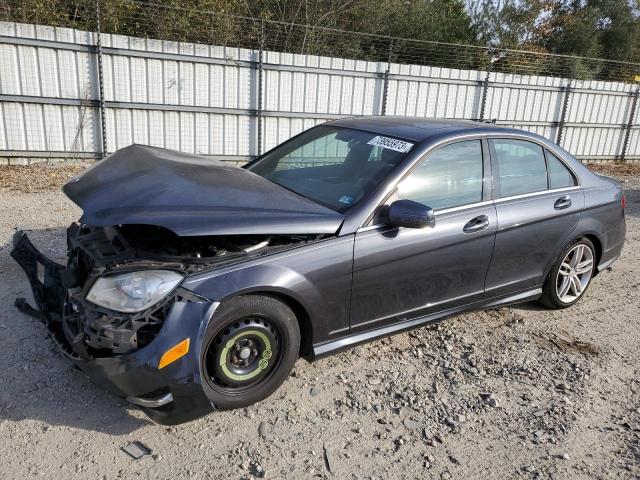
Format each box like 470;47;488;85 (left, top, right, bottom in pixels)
11;231;214;425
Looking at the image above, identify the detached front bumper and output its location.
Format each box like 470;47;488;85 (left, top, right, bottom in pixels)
11;231;215;425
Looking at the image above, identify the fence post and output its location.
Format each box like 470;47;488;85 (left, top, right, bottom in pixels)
380;40;393;115
256;20;265;157
555;79;572;146
94;0;108;158
620;84;640;162
478;71;490;121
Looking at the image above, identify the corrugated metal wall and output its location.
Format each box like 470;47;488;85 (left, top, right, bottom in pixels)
1;20;639;165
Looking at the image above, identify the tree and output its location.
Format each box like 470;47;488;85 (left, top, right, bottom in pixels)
591;0;640;64
470;0;542;49
2;0;639;78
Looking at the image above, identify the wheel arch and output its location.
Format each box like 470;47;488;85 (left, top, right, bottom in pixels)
252;291;314;359
582;233;603;274
216;288;314;360
542;231;603;281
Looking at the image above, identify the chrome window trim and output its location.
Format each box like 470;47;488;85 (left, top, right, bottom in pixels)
492;185;581;204
435;199;495;214
486;136;582;189
357;133;490;229
357;130;583;230
543;148;579;189
488;137;580;200
356;186;581;234
357;199;495;233
394;138;486;210
357;224;385;233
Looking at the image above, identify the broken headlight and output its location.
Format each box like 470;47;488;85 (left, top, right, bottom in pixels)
86;270;183;313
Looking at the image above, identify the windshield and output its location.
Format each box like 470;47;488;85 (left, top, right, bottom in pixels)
247;126;414;213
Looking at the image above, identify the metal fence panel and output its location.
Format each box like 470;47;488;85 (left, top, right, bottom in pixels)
562;126;626;159
263;51;380;117
486;73;565;124
629;128;640;160
386;65;483;119
262;116;326;152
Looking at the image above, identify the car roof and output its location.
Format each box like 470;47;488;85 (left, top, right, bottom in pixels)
326;116;526;143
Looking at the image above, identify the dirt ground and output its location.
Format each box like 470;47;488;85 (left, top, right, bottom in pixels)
0;163;638;480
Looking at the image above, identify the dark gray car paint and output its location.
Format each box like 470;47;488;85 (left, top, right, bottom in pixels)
63;144;345;236
350;202;498;330
484;187;585;297
13;117;625;424
184;118;625;352
183;235;356;345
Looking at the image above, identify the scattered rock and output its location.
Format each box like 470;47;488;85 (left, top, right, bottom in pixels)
446;414;466;427
323;443;336;474
251;462;265;478
445;417;458;427
480;392;500;407
403;418;421;430
258;421;273;441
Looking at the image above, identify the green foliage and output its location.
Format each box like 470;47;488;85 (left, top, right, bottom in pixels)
1;0;639;80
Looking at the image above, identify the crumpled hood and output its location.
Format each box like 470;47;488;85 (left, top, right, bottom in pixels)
63;144;344;236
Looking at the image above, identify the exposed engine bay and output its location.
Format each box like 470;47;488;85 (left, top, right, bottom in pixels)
12;224;321;358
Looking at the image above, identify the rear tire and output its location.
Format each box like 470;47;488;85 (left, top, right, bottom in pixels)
539;237;596;309
200;295;300;410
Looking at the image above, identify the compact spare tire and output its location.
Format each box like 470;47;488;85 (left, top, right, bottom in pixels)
200;295;300;410
539;237;596;309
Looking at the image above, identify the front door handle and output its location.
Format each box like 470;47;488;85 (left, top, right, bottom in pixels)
554;195;572;210
463;215;489;233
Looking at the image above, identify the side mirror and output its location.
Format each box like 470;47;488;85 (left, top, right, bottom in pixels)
386;199;435;229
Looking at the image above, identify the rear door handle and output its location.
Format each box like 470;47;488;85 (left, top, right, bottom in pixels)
463;215;489;233
554;195;572;210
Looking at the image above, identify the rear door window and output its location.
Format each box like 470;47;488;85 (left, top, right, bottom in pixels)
491;139;548;198
546;150;576;189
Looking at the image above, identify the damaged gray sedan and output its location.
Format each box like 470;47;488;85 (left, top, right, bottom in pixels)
12;117;625;424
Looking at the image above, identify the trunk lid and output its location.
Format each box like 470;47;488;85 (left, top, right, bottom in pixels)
63;145;344;236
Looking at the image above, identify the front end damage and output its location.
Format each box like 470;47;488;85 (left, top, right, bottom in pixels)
11;223;314;424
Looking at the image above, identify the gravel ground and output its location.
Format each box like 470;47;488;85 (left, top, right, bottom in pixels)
0;164;638;480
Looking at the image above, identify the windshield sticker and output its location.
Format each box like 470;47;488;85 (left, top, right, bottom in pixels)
339;196;354;205
367;136;414;153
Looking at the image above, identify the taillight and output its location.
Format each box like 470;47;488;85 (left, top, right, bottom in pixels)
621;192;627;209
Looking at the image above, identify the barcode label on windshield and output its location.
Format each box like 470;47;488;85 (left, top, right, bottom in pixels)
367;136;414;153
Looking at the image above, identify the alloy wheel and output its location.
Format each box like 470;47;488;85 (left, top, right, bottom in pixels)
555;244;594;304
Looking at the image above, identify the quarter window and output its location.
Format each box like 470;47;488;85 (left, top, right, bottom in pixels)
396;140;483;210
546;151;576;189
492;139;548;198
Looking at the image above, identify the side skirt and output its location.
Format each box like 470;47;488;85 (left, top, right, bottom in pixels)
311;287;542;359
